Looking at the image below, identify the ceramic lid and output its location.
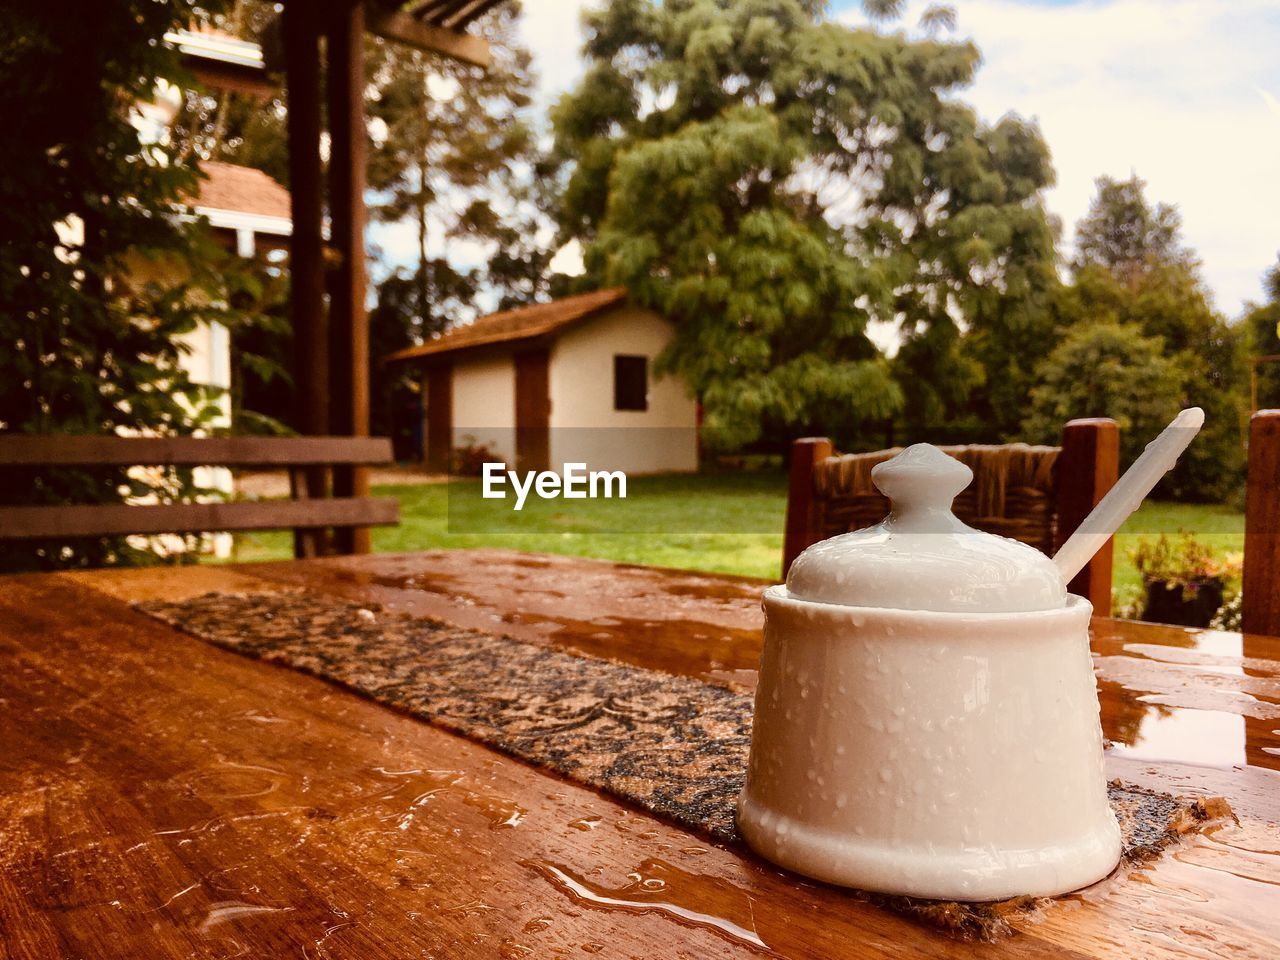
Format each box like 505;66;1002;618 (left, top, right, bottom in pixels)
785;444;1068;613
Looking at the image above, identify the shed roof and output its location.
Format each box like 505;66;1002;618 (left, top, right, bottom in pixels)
192;161;292;221
386;288;629;363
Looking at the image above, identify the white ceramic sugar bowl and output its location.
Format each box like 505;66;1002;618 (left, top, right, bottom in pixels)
738;444;1121;901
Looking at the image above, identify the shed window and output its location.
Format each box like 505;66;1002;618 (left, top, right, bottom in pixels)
613;355;648;411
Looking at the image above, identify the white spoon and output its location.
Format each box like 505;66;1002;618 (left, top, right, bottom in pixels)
1053;407;1205;585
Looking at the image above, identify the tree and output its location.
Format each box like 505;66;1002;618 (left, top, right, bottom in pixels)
919;5;958;37
225;267;293;437
1024;323;1185;468
1244;258;1280;410
1074;174;1190;281
1048;177;1246;501
368;261;477;457
551;0;1058;450
367;3;546;314
0;0;237;570
365;4;550;451
920;114;1061;441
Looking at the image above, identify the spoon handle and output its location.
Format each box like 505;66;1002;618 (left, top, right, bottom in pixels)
1053;407;1205;587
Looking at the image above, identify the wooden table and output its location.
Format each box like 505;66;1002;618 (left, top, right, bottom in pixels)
2;550;1277;959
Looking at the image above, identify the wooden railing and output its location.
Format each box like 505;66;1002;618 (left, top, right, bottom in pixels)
782;419;1120;612
0;435;399;557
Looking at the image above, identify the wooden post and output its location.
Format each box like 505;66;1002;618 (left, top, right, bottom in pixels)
364;5;491;67
1244;410;1280;636
284;2;329;558
782;438;833;580
327;1;372;554
1055;418;1120;613
1243;632;1275;768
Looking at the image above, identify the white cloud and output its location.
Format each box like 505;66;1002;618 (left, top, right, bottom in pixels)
840;0;1280;316
370;219;491;275
518;0;594;110
549;238;586;275
1260;87;1280;123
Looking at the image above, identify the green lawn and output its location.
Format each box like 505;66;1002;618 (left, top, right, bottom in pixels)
224;473;1245;612
224;471;789;580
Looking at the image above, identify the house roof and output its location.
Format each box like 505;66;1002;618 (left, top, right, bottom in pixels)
192;161;291;221
386;288;629;363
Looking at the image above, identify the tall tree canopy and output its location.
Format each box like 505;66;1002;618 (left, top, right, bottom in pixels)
1073;174;1191;280
550;0;1058;449
1244;258;1280;410
367;3;547;451
1024;322;1184;462
1029;176;1245;500
368;3;546;320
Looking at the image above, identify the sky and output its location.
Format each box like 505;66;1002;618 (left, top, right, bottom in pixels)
387;0;1280;319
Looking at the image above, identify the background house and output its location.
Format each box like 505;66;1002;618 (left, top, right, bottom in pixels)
124;26;289;449
30;25;295;560
116;159;291;557
387;289;699;475
175;159;292;430
117;26;290;557
121;159;292;439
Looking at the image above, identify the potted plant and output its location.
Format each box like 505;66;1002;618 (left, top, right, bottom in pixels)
450;435;499;477
1130;533;1240;628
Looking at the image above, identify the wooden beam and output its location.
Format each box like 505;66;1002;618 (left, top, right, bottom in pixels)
185;60;277;99
407;0;473;21
327;1;373;555
0;436;393;467
1244;410;1280;636
283;8;328;439
0;499;399;540
365;6;491;68
410;0;499;30
440;0;504;31
284;2;330;558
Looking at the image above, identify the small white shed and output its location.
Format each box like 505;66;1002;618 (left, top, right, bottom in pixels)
387;289;700;475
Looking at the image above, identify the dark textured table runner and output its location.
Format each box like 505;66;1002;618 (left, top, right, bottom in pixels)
139;590;1233;941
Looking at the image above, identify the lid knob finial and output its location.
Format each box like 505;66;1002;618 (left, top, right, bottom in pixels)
871;444;972;526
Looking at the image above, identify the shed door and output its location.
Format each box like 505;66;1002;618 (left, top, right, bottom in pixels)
515;348;550;473
425;364;452;473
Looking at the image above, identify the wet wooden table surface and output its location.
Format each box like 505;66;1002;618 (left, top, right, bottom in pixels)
1;550;1278;959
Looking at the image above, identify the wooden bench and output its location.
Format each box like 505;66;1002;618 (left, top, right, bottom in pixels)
782;419;1120;612
0;435;399;558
